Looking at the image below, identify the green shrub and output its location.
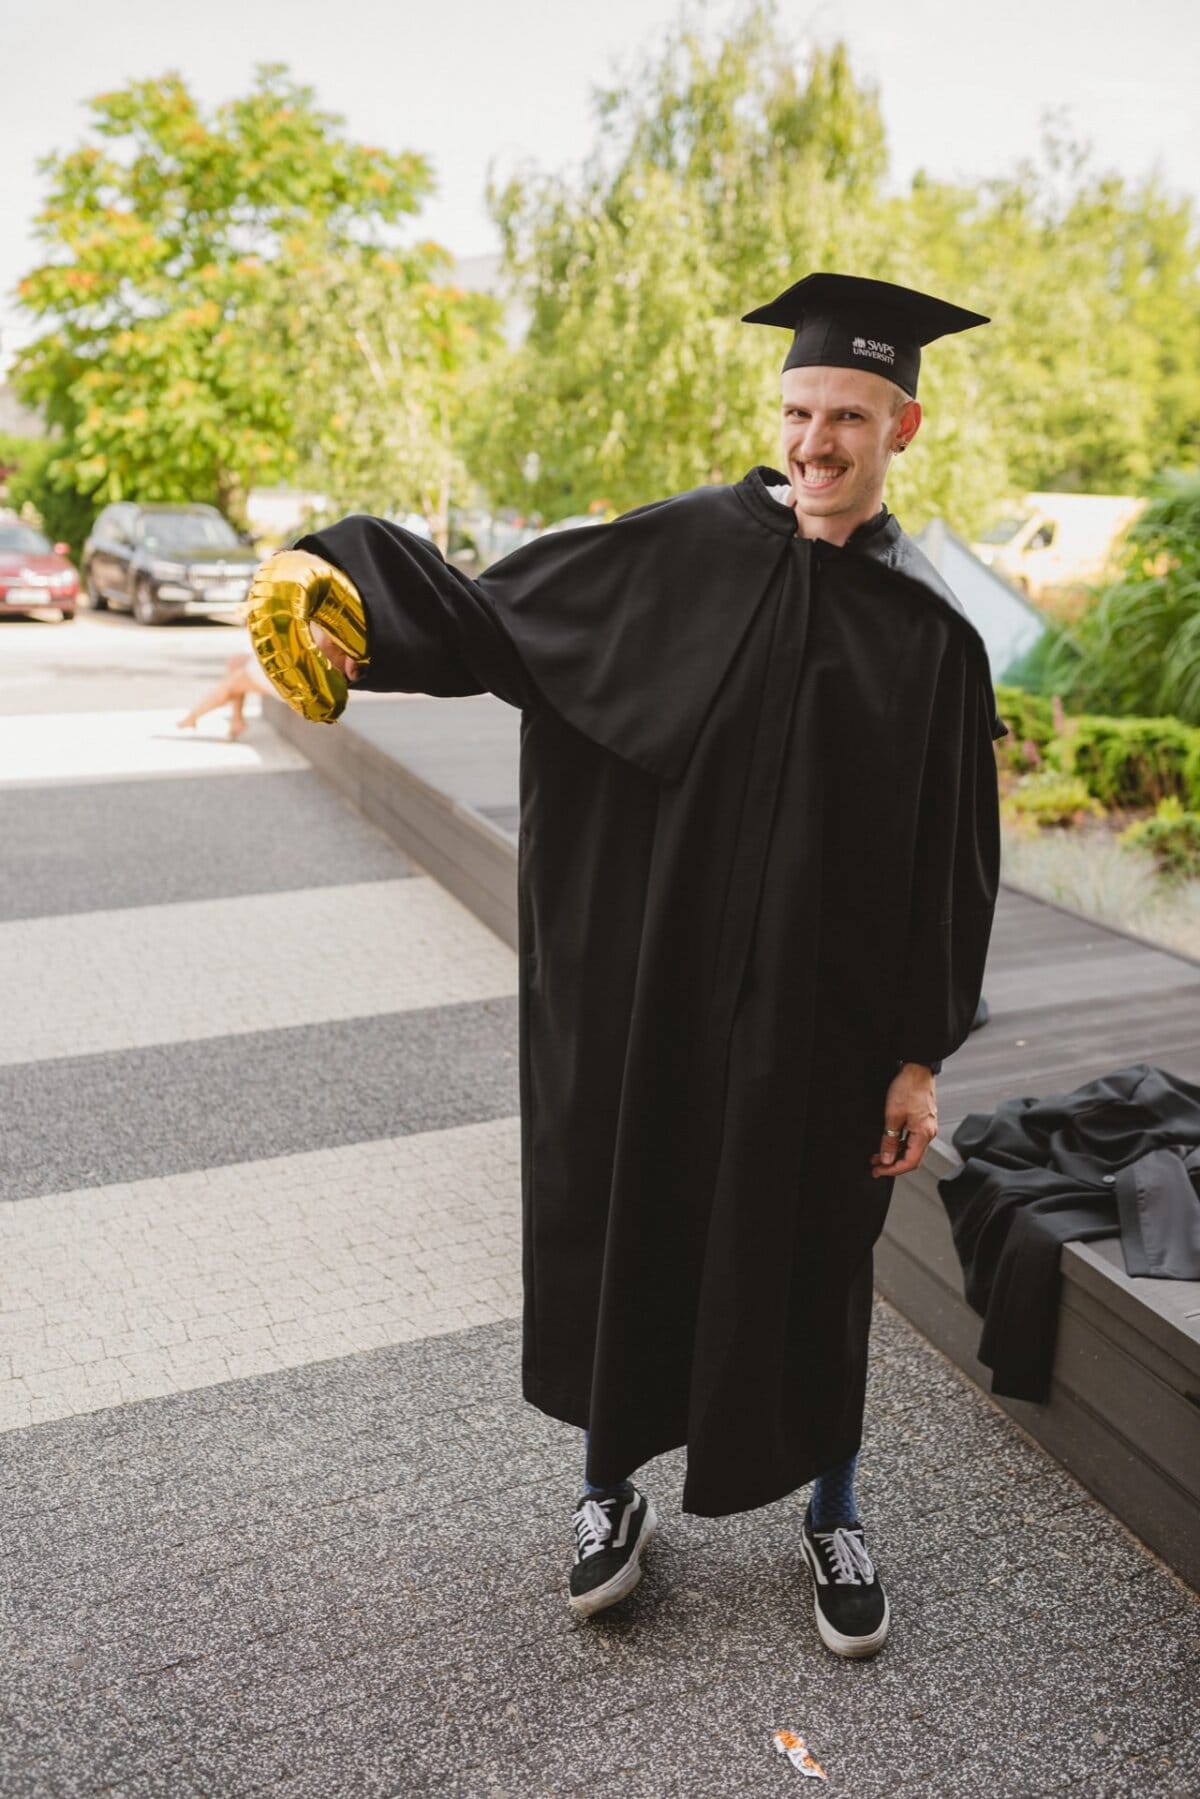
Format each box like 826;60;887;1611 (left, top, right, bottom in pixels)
1186;733;1200;812
1002;772;1104;828
994;685;1055;744
2;438;100;563
1054;714;1200;809
993;684;1056;771
1120;797;1200;880
1046;469;1200;726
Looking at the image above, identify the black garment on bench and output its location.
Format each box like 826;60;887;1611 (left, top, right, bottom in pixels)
938;1063;1200;1403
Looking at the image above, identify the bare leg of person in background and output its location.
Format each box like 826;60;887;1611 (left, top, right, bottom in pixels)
178;653;269;741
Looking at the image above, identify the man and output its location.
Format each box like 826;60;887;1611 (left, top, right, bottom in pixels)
249;273;1004;1660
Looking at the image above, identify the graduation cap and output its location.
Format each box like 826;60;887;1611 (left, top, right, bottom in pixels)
742;272;988;398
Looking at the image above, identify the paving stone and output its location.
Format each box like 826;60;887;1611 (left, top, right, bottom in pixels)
5;1308;1196;1798
5;671;1198;1796
0;1119;521;1429
0;997;519;1202
0;769;411;921
0;876;515;1067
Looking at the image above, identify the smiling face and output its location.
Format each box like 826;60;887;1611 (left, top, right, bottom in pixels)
780;365;922;544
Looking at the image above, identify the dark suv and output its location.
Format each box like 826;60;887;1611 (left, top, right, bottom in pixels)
81;503;260;625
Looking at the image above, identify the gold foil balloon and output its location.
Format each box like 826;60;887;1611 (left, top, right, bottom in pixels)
246;550;370;722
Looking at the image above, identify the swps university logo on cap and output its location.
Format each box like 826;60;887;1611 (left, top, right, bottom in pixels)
851;335;895;365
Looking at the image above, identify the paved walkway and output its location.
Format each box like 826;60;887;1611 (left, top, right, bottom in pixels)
1;693;1196;1797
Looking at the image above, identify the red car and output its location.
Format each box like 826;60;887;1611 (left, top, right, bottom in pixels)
0;521;79;620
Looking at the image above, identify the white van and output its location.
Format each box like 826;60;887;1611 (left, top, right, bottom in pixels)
972;493;1144;615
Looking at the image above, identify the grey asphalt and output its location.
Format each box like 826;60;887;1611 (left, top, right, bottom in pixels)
0;770;410;920
0;998;519;1201
3;1307;1195;1798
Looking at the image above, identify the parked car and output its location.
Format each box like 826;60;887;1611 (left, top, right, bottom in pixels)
971;493;1145;615
81;503;260;625
0;519;79;620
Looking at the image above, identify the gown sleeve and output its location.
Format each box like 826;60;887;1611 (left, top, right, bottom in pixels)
894;633;1002;1070
297;517;531;708
297;492;790;782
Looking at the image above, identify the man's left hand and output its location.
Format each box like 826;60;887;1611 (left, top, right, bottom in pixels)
871;1063;938;1178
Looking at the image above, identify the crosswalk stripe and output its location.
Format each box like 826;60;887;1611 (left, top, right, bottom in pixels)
3;690;524;1442
0;1118;521;1432
0;877;518;1066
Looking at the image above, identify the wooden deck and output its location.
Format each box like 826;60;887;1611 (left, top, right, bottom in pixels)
269;692;1200;1588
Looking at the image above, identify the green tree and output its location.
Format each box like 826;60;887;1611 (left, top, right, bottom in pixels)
13;67;490;536
907;133;1200;499
468;12;909;520
0;436;96;558
467;3;1200;531
255;248;500;549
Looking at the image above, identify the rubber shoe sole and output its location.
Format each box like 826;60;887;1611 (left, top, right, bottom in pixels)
568;1501;659;1618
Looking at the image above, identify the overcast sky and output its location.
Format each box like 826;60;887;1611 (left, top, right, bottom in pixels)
3;0;1197;375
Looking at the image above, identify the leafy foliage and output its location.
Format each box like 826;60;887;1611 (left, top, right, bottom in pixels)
466;19;923;519
469;4;1200;529
993;683;1056;772
908;138;1200;498
14;13;1200;558
1187;734;1200;812
245;248;501;545
0;433;34;485
1001;771;1102;829
1035;470;1200;725
1121;797;1200;880
1050;712;1200;808
13;67;492;538
1;437;96;559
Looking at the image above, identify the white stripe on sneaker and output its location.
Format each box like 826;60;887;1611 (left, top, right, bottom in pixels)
612;1494;640;1549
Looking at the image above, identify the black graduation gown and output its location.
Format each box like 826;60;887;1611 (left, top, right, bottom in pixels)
300;466;1004;1516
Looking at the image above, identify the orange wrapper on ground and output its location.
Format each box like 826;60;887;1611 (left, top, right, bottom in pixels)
773;1729;829;1780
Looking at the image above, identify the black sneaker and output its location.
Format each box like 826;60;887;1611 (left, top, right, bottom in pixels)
800;1503;890;1658
568;1485;657;1618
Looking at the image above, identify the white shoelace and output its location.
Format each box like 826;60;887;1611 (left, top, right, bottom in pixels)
573;1498;615;1560
818;1526;876;1585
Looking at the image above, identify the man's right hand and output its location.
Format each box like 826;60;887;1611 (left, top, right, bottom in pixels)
310;622;360;681
246;550;369;723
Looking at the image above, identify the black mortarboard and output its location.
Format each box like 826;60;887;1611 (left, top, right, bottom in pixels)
742;272;988;398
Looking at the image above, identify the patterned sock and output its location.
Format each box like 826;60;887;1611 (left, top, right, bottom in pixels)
581;1430;635;1499
810;1453;861;1529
